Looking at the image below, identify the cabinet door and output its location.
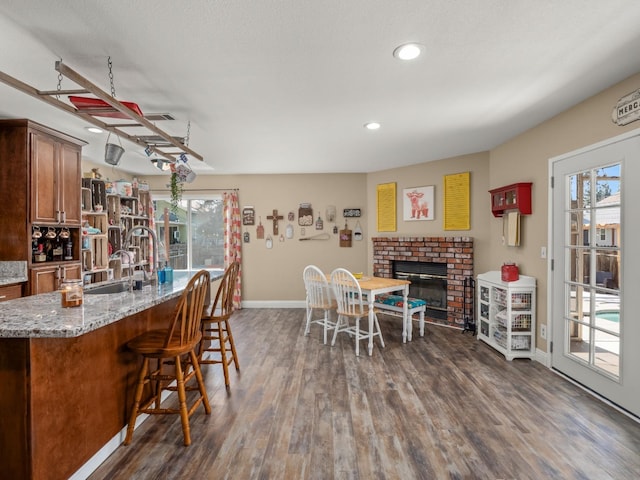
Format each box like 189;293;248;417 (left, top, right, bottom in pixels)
59;142;82;225
31;131;59;224
29;263;82;295
29;264;60;295
62;263;82;282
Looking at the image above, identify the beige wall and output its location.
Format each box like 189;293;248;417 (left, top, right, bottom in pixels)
142;173;368;304
489;71;640;351
365;152;492;275
83;71;640;352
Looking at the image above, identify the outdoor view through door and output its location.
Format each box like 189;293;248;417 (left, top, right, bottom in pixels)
154;197;224;271
566;164;621;378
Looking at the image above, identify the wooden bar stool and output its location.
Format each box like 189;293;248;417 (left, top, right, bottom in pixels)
124;270;211;446
198;261;240;389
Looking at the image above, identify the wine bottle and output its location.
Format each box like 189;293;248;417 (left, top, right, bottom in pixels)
52;236;63;261
64;238;73;261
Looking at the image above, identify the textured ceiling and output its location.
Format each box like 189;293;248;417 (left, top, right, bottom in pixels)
1;1;640;177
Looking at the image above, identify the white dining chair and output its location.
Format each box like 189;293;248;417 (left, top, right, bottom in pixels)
330;268;384;356
302;265;336;344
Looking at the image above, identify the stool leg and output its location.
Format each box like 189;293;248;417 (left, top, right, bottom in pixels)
154;358;164;409
124;357;149;445
420;310;425;337
218;321;231;388
190;350;212;414
174;355;191;446
226;320;240;371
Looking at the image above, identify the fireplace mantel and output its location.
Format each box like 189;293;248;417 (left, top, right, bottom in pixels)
372;237;473;327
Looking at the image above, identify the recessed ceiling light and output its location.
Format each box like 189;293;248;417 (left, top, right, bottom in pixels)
393;43;423;60
364;122;381;130
85;126;103;134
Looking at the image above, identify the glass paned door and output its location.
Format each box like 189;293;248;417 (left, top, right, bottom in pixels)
564;165;620;378
551;131;640;418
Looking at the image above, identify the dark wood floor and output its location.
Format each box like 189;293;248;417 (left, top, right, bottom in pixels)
89;309;640;480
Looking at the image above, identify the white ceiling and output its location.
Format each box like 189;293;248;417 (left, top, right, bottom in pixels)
1;1;640;177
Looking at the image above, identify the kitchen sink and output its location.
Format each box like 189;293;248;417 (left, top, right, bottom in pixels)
85;281;130;295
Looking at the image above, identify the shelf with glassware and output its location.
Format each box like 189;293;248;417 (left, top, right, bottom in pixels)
106;190;151;281
78;181;152;284
477;271;536;361
30;226;82;294
81;209;110;284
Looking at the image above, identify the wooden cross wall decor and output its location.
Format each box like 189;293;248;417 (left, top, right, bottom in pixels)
267;209;284;235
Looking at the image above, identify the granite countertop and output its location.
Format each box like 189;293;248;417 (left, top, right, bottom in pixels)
0;261;28;286
0;270;222;338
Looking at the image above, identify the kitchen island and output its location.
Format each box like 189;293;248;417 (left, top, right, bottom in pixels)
0;270;222;480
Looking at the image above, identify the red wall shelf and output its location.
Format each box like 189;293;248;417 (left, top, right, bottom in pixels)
489;182;532;217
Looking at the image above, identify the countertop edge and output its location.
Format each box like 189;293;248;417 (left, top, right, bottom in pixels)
0;270;223;339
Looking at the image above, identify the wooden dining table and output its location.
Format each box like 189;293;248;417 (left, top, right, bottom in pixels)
328;274;411;355
358;276;411;354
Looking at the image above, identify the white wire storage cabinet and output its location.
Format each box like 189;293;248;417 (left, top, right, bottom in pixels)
477;271;536;360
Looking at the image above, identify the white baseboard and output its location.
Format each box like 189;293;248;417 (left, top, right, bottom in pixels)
241;300;305;308
535;348;550;367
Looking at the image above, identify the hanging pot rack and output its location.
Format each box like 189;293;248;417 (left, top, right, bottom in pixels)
0;60;203;164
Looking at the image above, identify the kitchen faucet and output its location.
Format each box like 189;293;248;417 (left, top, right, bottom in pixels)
109;249;135;292
124;225;160;287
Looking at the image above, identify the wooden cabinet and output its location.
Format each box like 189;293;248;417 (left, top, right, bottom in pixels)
0;119;86;295
489;182;532;217
477;271;536;360
0;283;23;302
29;262;82;295
31;129;83;225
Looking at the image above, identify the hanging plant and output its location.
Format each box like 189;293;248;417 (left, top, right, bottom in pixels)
170;172;183;212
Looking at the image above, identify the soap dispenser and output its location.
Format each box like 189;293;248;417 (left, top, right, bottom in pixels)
164;261;173;284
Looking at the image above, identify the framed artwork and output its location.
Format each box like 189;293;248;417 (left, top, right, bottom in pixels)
403;186;434;221
376;182;396;232
242;207;255;225
444;172;470;230
343;208;361;217
298;203;313;226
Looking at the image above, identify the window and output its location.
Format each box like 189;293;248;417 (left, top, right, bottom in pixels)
153;196;224;271
598;228;606;241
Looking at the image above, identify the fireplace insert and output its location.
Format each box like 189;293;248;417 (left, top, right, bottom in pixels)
393;260;447;321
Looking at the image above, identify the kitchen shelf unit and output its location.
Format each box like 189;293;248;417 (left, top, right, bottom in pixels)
81;179;152;284
477;271;536;360
81;211;110;283
489;182;532;217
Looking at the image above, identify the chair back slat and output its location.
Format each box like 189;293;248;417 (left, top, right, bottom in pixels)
303;265;332;309
165;270;210;348
208;261;240;320
330;268;364;317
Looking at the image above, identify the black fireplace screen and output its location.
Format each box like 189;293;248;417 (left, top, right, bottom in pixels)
393;260;447;320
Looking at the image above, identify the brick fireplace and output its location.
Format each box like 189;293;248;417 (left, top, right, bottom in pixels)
372;237;474;328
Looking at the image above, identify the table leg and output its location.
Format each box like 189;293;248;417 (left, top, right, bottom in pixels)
403;286;410;342
368;297;374;356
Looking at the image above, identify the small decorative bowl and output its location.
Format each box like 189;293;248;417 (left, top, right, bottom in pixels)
352;272;363;279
